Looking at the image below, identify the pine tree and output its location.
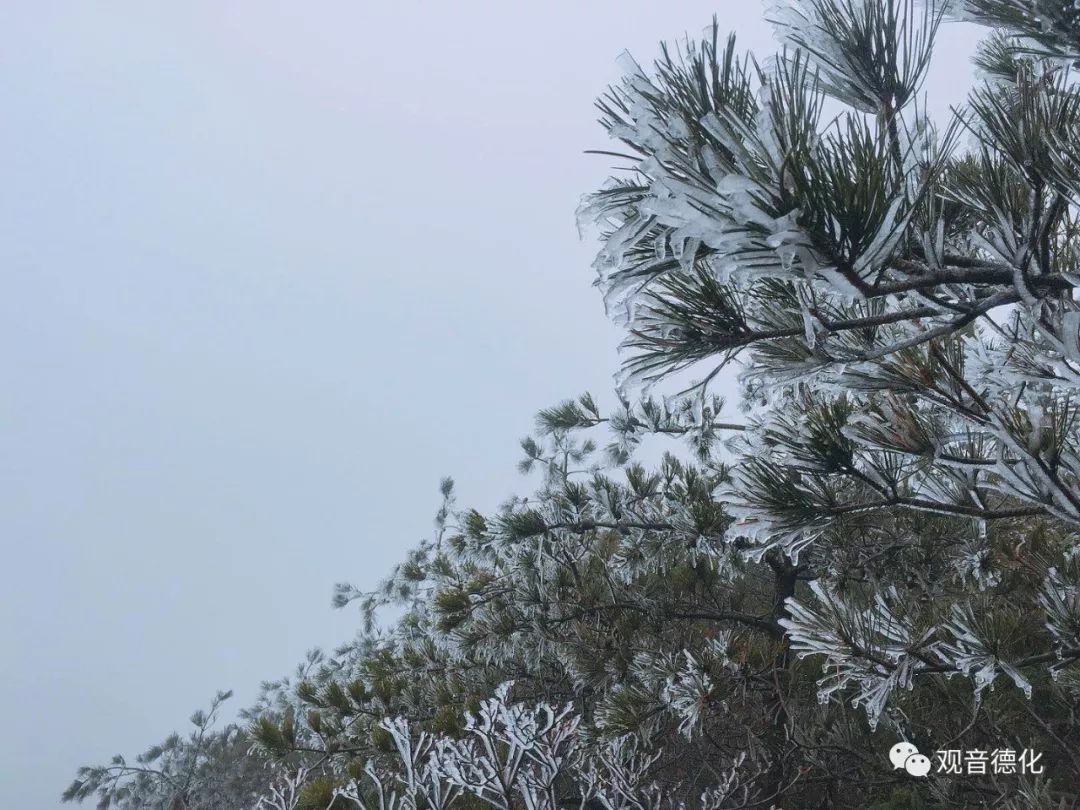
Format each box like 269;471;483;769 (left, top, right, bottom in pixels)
64;2;1080;807
60;691;279;810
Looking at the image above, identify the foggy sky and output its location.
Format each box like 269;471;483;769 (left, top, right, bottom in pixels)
0;4;979;807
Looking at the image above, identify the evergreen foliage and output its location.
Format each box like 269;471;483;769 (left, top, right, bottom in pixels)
64;2;1080;806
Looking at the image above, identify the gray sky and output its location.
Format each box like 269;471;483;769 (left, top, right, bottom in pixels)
0;4;979;807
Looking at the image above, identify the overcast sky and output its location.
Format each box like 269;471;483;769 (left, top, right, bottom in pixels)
0;4;980;808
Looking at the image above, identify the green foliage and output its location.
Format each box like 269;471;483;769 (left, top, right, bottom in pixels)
63;2;1080;808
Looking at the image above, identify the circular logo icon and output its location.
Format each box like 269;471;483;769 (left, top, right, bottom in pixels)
904;753;932;777
889;742;919;770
